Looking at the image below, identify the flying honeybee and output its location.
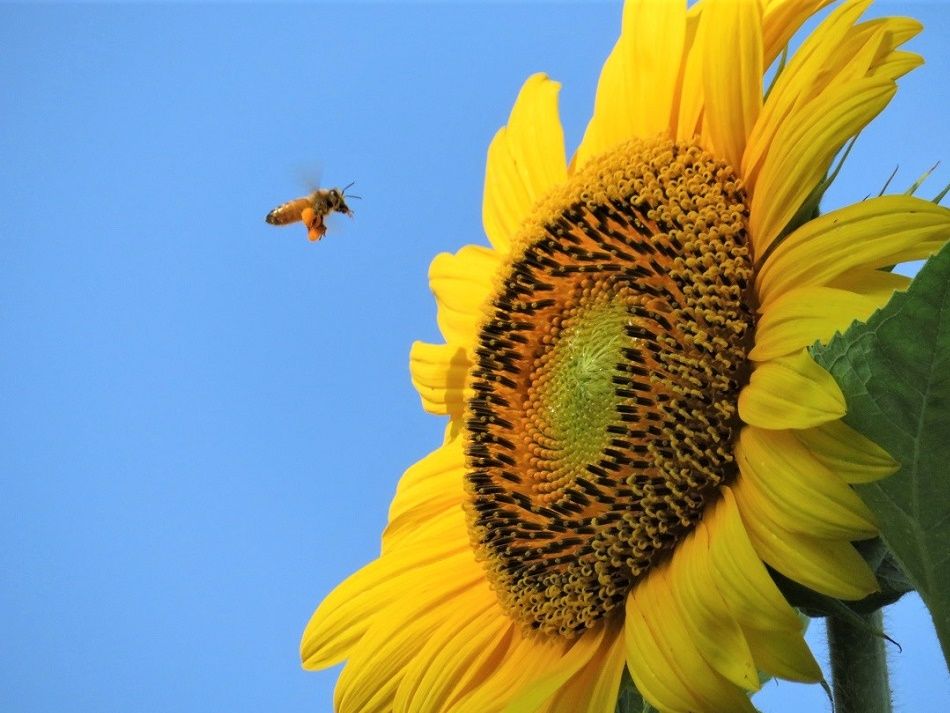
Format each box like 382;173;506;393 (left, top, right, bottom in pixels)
265;182;359;242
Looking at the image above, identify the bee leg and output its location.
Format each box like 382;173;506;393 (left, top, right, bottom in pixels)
308;223;327;242
304;213;327;242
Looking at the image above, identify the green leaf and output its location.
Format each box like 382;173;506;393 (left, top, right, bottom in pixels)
811;242;950;663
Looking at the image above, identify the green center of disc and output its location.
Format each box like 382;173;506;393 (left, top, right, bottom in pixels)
527;294;628;495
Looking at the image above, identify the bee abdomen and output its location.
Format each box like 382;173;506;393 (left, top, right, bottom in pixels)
265;208;290;225
265;198;309;225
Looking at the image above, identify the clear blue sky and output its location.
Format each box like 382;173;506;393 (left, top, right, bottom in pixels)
1;2;947;712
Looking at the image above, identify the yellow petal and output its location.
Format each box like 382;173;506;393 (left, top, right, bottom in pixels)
750;77;896;257
872;50;923;81
738;351;845;429
577;0;686;167
756;196;950;307
733;478;878;599
439;623;516;711
504;74;569;200
501;625;606;713
750;285;883;361
429;244;499;344
383;492;462;557
699;492;824;683
393;588;504;713
484;73;567;253
301;559;403;670
795;419;899;484
707;488;803;632
700;0;763;169
409;341;470;416
335;612;441;713
450;633;568;713
337;575;492;713
385;503;469;555
669;522;759;691
383;434;466;554
761;0;835;67
862;16;922;49
808;23;891;97
545;622;626;713
674;0;809;146
743;0;872;192
747;8;920;196
627;570;757;713
386;428;462;522
826;268;910;303
625;584;708;713
841;17;921;82
675;7;704;142
743;625;822;683
737;426;877;539
702;492;822;680
300;539;476;669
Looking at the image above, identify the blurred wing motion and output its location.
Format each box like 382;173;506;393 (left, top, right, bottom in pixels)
265;184;358;243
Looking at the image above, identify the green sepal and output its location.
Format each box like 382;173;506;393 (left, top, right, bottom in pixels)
770;569;900;649
772;538;913;620
615;670;655;713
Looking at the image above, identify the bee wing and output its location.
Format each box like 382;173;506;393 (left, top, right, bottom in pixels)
296;164;324;194
318;208;352;239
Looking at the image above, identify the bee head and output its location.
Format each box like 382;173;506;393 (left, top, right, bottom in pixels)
337;181;359;216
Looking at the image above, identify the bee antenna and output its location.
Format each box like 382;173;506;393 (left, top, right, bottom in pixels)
347;193;362;200
342;181;356;193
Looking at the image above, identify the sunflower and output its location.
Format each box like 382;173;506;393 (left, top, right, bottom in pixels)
301;1;949;711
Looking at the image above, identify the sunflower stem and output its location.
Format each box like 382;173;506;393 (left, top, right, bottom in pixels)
827;608;892;713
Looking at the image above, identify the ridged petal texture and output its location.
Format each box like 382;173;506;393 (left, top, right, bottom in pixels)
483;73;567;253
301;2;948;712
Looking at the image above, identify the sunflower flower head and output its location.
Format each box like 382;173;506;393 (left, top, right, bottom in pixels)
465;136;754;638
302;1;949;712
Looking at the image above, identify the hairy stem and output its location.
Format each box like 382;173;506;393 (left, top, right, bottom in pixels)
827;609;891;713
